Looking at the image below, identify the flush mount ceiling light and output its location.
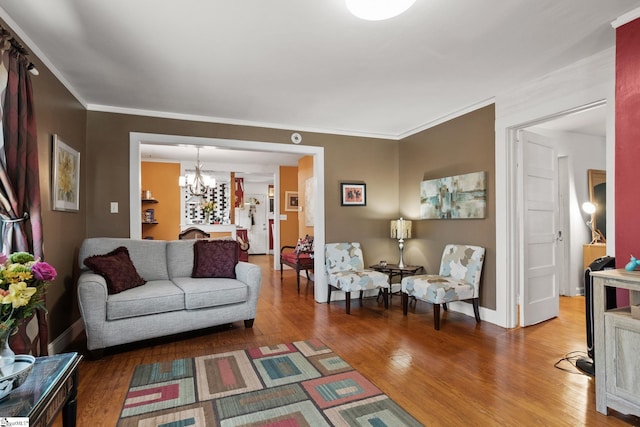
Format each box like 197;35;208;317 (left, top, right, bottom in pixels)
346;0;416;21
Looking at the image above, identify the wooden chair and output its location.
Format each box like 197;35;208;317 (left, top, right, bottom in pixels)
178;227;210;240
280;235;314;293
401;244;485;330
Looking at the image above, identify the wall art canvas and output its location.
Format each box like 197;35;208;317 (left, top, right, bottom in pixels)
305;177;314;226
285;191;299;212
420;171;486;219
341;183;366;206
52;134;80;212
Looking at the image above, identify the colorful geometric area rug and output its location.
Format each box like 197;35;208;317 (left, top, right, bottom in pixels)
117;339;423;426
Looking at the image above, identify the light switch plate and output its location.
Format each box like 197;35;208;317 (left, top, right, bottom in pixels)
110;202;118;213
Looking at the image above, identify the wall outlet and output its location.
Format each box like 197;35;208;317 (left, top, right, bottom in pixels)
110;202;118;213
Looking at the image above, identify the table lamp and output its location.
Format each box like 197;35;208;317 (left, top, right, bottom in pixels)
390;217;412;268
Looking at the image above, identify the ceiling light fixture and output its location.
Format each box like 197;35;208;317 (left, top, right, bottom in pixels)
178;147;214;199
346;0;416;21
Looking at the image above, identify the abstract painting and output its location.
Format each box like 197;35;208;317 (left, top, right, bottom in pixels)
420;171;486;219
52;134;80;212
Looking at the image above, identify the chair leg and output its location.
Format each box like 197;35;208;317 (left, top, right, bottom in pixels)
345;292;351;314
433;303;441;330
280;263;283;281
296;267;301;294
402;293;409;315
383;288;389;309
442;303;448;311
473;297;481;323
327;286;332;304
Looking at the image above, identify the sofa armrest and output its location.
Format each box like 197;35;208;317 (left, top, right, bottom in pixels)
77;272;109;350
235;261;262;311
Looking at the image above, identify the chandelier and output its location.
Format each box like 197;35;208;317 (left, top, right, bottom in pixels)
178;147;214;198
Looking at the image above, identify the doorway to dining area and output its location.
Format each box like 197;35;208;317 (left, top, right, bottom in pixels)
129;132;328;303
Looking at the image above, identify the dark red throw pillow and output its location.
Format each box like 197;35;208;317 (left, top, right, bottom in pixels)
192;240;239;279
84;246;146;294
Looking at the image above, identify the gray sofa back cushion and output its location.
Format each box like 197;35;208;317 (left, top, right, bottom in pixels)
79;238;169;281
166;240;196;278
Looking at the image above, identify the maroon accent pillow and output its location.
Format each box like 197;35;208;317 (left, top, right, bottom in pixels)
83;246;146;294
192;240;239;279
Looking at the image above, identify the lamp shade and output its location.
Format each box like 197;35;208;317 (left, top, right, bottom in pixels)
346;0;416;21
390;218;412;239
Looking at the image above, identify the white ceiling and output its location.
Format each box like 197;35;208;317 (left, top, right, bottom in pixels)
1;1;638;140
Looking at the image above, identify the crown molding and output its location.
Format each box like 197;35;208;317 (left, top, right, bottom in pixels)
0;6;87;108
611;7;640;28
87;103;402;141
396;97;496;140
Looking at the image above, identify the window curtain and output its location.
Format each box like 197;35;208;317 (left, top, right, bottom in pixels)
0;31;47;356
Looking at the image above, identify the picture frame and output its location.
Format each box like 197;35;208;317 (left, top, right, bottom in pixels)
285;191;299;212
51;134;80;212
341;183;366;206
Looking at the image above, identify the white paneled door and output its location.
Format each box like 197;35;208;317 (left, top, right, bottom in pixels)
246;194;267;254
520;131;560;326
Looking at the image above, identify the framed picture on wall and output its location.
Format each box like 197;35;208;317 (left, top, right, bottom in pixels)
285;191;299;212
51;134;80;212
341;183;366;206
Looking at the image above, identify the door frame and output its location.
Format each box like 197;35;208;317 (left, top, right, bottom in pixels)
128;132;327;303
505;101;608;327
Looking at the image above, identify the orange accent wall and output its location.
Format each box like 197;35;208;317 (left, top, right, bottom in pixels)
615;17;640;306
297;156;314;238
141;162;181;240
280;166;299;247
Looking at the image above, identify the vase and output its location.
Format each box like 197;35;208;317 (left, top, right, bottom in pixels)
0;328;15;375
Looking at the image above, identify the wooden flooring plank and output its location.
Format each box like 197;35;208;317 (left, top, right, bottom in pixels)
51;254;636;426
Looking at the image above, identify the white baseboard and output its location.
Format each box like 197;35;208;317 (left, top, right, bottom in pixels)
48;318;84;355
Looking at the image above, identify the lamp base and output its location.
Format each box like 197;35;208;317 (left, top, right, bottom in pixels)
397;239;405;268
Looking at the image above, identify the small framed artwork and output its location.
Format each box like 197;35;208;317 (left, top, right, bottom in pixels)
51;134;80;212
341;183;366;206
285;191;299;212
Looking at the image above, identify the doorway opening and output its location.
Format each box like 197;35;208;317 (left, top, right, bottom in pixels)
508;100;608;327
128;132;327;303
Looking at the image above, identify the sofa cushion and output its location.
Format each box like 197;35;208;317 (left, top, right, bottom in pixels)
294;235;314;254
172;277;248;309
106;279;185;320
166;239;196;278
281;252;312;263
79;238;169;281
83;246;146;294
192;240;238;279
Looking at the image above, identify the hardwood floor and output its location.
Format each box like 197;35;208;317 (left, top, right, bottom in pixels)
53;255;637;426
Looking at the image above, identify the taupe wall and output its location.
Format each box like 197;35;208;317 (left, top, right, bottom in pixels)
9;19;89;340
398;105;496;309
86;112;401;265
18;7;495;343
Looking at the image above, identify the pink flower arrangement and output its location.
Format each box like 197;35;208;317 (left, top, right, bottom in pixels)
0;252;57;334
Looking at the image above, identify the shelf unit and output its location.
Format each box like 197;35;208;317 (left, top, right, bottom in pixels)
591;269;640;417
142;198;159;224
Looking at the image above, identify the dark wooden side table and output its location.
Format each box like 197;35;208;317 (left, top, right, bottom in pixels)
369;264;424;302
0;352;82;427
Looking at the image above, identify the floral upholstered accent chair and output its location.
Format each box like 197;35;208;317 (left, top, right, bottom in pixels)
325;242;390;314
401;244;485;330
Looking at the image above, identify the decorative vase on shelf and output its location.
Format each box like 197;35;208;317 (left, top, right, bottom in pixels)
0;328;16;376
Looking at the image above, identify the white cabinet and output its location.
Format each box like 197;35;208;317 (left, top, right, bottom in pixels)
592;269;640;417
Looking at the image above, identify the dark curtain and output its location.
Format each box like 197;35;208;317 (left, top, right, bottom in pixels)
0;33;47;355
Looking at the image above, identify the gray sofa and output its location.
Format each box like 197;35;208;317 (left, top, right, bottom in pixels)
77;237;261;355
